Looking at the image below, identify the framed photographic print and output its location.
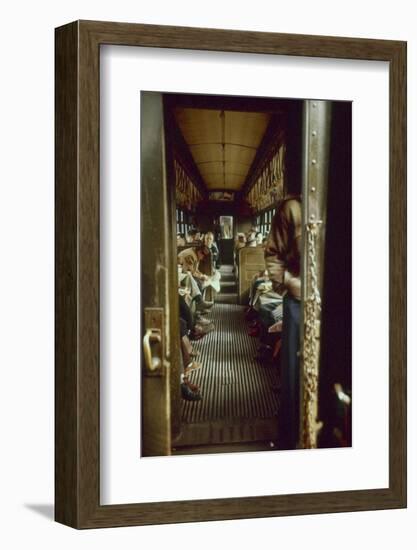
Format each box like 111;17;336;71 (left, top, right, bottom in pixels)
55;20;406;528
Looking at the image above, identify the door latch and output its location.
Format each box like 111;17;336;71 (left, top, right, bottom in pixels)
143;308;164;376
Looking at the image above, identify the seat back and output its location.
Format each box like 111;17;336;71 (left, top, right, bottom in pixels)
238;247;266;304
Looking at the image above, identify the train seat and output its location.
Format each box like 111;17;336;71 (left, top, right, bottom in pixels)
237;246;266;304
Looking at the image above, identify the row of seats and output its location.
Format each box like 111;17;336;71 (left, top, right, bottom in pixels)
177;242;266;305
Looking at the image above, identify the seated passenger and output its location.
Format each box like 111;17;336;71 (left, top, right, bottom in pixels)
256;232;264;246
235;232;246;249
179;294;213;341
178;244;212;295
233;233;246;275
249;269;270;307
203;231;220;269
179;318;201;401
246;230;257;247
185;229;198;244
178;271;213;312
257;292;283;330
246;269;283;364
178;281;217;401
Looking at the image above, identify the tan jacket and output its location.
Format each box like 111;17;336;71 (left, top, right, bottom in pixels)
264;196;302;299
177;247;204;279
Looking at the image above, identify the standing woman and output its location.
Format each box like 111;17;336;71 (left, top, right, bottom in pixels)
204;231;220;269
264;196;302;450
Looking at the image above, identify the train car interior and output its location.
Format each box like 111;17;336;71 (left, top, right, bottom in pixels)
141;92;352;457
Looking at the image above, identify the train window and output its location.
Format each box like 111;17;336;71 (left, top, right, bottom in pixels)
259;209;273;235
175;207;194;237
219;215;233;239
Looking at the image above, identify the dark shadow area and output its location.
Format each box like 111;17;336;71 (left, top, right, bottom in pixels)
24;503;54;521
319;101;352;448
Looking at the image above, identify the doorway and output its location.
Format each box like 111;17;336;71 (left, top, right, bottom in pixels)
141;91;352;457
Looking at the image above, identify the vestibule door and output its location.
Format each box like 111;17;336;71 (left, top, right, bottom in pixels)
141;92;181;457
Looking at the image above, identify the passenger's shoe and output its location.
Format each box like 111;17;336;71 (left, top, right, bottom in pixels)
190;331;205;341
255;344;273;364
196;300;214;312
195;315;212;326
195;322;214;334
181;383;202;401
183;377;200;392
245;307;258;321
191;323;214;340
184;361;202;376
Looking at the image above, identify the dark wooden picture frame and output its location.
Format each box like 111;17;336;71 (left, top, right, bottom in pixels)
55;20;406;528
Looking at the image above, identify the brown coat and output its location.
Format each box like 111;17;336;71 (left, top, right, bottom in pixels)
264;196;302;299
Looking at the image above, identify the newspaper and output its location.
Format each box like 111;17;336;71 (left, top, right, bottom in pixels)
202;270;221;293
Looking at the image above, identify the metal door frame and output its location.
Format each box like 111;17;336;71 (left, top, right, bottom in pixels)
300;100;332;448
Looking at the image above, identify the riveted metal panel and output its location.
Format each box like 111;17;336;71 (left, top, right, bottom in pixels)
300;100;332;448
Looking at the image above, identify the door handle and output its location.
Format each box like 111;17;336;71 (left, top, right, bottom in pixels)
143;307;164;376
143;328;162;372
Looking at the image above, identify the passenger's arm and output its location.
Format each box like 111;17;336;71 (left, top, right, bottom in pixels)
266;198;302;297
182;254;198;276
284;270;301;300
264;236;286;294
194;270;207;280
285;207;302;299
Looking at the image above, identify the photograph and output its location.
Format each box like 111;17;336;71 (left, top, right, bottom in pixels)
141;91;352;457
53;19;405;528
0;0;412;543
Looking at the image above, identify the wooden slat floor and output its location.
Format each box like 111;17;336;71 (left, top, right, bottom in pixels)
176;301;280;447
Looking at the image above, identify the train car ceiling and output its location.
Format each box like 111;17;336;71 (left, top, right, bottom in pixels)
173;107;271;192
